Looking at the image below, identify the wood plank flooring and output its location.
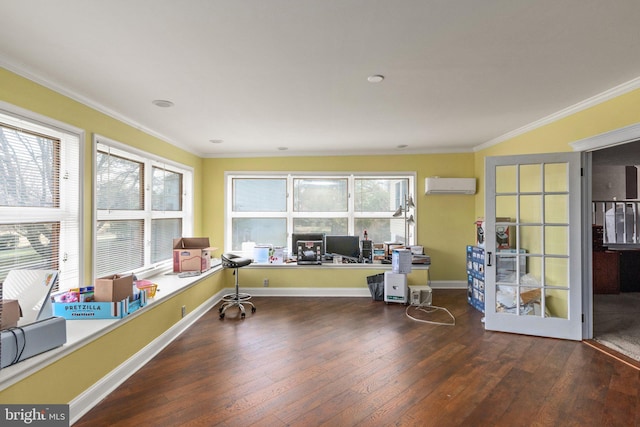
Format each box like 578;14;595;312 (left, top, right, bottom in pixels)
74;290;640;426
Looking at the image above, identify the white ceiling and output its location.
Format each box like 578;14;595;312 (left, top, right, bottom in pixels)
1;0;640;158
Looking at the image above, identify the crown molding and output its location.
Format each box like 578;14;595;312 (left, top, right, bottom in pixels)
4;59;640;159
570;122;640;152
474;76;640;152
0;61;202;157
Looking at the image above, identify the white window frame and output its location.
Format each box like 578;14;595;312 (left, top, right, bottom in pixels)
225;171;416;253
93;135;193;279
0;101;83;291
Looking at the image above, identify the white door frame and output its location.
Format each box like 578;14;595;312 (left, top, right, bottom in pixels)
570;122;640;339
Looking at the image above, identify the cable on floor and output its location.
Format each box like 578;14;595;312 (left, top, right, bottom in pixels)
406;304;455;326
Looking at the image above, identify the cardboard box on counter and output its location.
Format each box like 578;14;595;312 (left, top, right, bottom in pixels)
475;218;512;249
52;292;147;320
173;237;216;272
94;274;134;302
1;299;21;329
372;243;385;261
383;242;404;260
392;248;412;274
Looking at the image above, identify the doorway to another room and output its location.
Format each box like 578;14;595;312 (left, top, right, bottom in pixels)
590;140;640;364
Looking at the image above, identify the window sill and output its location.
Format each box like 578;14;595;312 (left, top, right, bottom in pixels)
0;261;223;391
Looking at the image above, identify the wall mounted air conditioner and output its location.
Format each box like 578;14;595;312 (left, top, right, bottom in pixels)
425;177;476;195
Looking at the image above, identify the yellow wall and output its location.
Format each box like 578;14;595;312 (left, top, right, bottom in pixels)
4;68;640;286
0;68;205;284
235;266;430;289
0;67;479;283
473;88;640;318
4;61;640;408
203;154;477;282
474;88;640;217
0;67;475;408
0;67;226;406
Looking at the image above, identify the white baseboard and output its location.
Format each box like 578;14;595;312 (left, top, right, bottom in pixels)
242;287;372;297
69;281;465;424
239;280;466;297
431;280;467;289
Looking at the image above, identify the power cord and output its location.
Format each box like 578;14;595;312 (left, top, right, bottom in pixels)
7;326;27;366
406;303;455;326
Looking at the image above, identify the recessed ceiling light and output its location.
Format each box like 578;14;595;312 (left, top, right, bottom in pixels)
277;147;288;151
367;75;384;83
152;99;174;108
209;139;224;144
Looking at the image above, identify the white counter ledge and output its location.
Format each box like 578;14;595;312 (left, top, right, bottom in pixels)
0;262;223;391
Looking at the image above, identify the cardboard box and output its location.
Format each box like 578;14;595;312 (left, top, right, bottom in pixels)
52;293;146;320
383;242;404;260
475;218;511;249
94;274;134;302
269;246;285;264
467;274;485;313
372;243;385;261
466;245;485;277
392;248;412;274
173;237;214;272
1;299;21;329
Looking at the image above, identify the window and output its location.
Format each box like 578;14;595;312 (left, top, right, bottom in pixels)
0;105;82;290
226;173;415;252
94;137;193;278
355;178;409;244
293;178;348;212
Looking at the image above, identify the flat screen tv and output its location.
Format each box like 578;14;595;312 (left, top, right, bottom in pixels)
290;232;325;256
325;235;360;259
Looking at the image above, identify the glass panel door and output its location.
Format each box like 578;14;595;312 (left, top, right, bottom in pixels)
484;152;583;340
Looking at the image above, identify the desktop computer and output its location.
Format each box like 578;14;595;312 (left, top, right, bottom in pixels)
361;240;372;263
296;240;323;264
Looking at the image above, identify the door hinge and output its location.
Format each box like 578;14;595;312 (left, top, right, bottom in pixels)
582;313;585;323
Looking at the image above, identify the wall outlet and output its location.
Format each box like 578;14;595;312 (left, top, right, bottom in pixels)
263;278;269;287
181;305;186;318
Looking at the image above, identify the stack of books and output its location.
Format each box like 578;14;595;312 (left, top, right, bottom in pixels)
411;254;431;265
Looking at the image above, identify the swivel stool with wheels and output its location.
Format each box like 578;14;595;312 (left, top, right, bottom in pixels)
219;253;255;319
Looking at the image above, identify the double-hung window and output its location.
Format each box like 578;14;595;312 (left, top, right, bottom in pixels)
0;106;82;290
94;136;193;278
226;173;415;252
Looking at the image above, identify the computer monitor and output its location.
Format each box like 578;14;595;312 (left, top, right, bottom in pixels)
325;235;360;259
290;232;325;256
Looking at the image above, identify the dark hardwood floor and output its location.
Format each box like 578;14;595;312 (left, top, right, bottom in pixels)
75;290;640;426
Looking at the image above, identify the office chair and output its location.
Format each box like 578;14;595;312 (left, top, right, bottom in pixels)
219;253;255;319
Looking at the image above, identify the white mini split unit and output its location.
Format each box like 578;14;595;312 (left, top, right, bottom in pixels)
425;177;476;195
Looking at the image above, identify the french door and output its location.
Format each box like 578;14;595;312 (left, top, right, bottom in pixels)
484;152;583;340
